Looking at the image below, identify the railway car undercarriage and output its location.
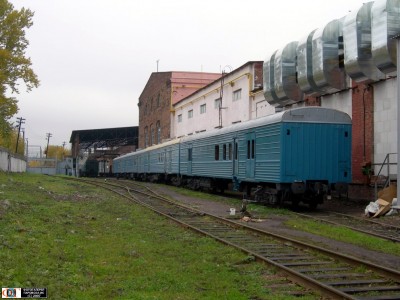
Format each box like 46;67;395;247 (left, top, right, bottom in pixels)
117;172;348;209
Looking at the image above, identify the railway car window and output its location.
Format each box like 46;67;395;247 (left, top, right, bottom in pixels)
228;143;232;160
247;140;255;159
215;145;220;160
188;148;193;161
345;131;348;137
223;144;227;160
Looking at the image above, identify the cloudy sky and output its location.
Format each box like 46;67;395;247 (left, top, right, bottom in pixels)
10;0;367;151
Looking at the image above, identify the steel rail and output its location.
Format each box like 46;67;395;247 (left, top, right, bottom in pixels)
294;211;400;243
68;178;400;299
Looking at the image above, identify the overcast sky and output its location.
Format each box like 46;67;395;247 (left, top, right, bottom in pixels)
9;0;367;151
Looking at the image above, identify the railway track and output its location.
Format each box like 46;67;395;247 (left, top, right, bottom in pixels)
71;178;400;300
295;210;400;243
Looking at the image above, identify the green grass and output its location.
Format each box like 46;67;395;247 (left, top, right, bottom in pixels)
285;218;400;256
0;173;316;299
158;183;400;257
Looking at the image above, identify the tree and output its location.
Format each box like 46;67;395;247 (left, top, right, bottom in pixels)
0;126;24;154
0;0;39;143
45;145;71;160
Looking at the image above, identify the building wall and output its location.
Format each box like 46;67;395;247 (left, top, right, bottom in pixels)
138;72;172;149
373;78;398;177
350;83;374;184
172;62;275;138
0;147;26;172
139;72;221;149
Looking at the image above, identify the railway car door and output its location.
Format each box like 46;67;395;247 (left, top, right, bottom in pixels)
187;144;193;174
232;139;238;176
163;149;167;173
245;132;256;178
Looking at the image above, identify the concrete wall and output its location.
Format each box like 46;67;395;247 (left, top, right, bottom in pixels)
374;78;398;177
0;147;26;172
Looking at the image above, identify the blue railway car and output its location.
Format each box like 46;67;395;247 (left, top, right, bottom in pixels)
113;107;352;208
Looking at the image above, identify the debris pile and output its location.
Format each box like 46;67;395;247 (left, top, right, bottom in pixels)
365;185;399;217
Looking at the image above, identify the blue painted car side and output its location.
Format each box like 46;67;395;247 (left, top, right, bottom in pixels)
112;107;352;206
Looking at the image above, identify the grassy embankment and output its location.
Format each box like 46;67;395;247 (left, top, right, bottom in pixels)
0;172;316;300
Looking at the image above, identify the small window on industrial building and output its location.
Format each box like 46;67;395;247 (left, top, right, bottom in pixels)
215;145;219;160
214;98;222;109
188;110;193;119
157;94;161;107
200;104;206;114
178;114;182;123
156;121;161;144
233;89;242;101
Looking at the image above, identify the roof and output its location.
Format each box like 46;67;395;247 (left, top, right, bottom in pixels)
69;126;139;150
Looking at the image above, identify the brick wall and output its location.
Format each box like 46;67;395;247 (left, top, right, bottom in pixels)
351;82;374;184
138;72;172;149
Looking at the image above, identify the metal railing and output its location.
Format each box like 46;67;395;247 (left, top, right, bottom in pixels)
373;153;397;200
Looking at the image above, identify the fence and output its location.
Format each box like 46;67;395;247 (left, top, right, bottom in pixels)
0;147;27;172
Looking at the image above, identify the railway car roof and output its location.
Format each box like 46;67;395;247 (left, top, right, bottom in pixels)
114;137;181;160
180;107;351;143
114;107;351;160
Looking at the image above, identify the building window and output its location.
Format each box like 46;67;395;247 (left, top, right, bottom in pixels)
178;114;182;123
150;125;155;146
157;94;161;107
156;121;161;144
144;127;148;148
214;98;221;109
200;104;206;114
188;110;193;119
233;89;242;101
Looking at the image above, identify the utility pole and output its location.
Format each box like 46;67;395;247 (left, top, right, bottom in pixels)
62;141;66;160
45;133;52;158
15;117;25;154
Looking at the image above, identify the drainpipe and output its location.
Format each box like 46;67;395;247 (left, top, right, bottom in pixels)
397;38;400;203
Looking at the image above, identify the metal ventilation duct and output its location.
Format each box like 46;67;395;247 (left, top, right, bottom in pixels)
344;2;385;82
297;29;321;94
372;0;400;74
312;18;349;94
263;50;280;105
273;41;303;105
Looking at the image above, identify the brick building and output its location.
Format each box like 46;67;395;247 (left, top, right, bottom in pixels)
138;71;221;149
